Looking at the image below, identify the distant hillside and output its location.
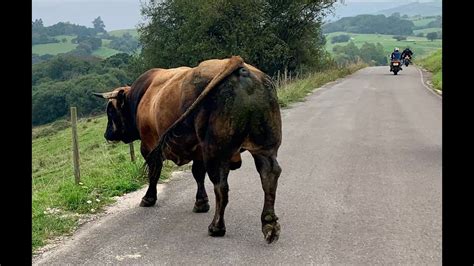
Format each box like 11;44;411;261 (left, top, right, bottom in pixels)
323;14;414;35
324;1;441;22
325;1;404;22
376;2;441;17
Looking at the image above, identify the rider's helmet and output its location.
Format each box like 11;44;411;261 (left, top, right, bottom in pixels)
394;47;399;52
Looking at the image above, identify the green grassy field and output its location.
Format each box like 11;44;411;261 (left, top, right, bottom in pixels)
32;41;78;55
92;46;122;58
410;17;437;27
108;29;139;38
32;62;366;252
325;32;442;58
413;27;442;35
416;49;442;90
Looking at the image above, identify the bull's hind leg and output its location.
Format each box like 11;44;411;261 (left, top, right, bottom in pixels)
251;151;282;244
140;159;163;207
205;158;230;237
192;160;210;213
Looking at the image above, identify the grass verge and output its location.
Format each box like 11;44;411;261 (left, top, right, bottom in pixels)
416;49;442;91
277;62;367;107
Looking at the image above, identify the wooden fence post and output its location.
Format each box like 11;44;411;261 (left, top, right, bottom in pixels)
71;107;80;185
129;142;136;162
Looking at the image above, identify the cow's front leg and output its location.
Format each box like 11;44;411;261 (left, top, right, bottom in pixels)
252;151;282;244
192;160;210;213
140;158;163;207
205;158;230;237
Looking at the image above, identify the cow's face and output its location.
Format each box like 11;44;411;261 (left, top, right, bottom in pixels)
93;87;134;144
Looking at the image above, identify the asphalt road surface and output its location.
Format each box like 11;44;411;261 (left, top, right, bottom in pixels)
34;65;441;265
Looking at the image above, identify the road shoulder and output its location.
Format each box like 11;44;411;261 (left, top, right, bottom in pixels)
416;65;442;98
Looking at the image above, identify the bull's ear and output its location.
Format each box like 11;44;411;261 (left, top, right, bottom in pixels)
92;91;118;99
117;89;126;107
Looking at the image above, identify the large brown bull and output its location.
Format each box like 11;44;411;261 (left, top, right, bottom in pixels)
94;56;282;243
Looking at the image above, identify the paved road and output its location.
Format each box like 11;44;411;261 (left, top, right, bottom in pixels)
34;66;442;265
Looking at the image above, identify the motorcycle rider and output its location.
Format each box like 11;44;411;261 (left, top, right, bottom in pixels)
390;47;402;72
401;47;413;65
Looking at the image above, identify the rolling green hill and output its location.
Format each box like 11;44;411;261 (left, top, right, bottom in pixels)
376;2;442;17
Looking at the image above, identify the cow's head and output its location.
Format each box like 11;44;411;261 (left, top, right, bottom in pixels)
93;87;136;144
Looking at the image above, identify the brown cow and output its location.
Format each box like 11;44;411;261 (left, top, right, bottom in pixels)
94;56;282;243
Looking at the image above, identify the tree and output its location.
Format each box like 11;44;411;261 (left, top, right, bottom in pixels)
92;16;106;33
108;33;140;53
427;16;442;27
331;34;350;44
393;35;407;41
359;42;386;66
32;19;44;29
139;0;338;76
390;12;400;18
426;32;438;41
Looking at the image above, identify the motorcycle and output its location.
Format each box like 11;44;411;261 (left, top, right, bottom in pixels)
403;55;411;67
390;59;401;75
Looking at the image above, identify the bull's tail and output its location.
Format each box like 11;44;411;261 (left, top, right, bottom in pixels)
145;56;245;175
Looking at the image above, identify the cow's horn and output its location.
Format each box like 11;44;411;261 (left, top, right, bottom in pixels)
92;91;118;99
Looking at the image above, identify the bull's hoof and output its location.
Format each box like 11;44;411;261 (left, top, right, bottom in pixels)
192;200;210;213
208;224;226;237
139;197;156;207
262;222;280;244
